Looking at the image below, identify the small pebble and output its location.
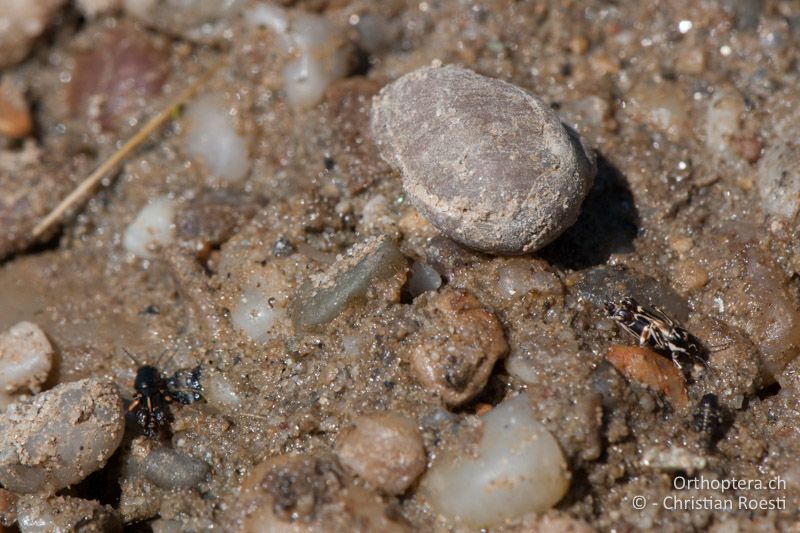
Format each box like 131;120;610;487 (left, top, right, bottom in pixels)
627;77;691;141
335;412;426;495
176;189;264;251
668;234;694;254
402;287;508;407
123;196;176;259
705;88;745;158
248;4;351;109
75;0;122;17
371;65;596;254
757;134;800;225
228;454;410;532
407;261;442;298
230;262;293;343
672;259;709;292
0;321;53;407
16;494;122;533
420;394;570;528
142;447;210;490
184;93;251;182
497;258;562;298
201;367;242;409
68;26;170;132
606;345;689;410
0;378;125;493
0;77;32;138
290;236;407;329
640;447;707;473
124;0;244;43
0;0;67;68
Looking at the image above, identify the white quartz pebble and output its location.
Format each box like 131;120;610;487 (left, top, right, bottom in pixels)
184;93;251;182
0;322;53;408
420;394;570;528
248;4;350;109
123;196;176;259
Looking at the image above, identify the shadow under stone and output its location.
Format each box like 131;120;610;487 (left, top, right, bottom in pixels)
539;153;638;270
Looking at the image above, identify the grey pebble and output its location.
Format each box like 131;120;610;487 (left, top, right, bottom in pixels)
0;378;125;493
371;64;596;254
574;264;690;322
290;235;407;328
142;447;210;490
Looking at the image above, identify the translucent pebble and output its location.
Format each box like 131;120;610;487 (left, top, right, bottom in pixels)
184;93;251;182
407;261;441;298
142;448;209;490
202;368;242;409
248;4;350;109
16;494;122;532
229;265;292;343
0;322;53;408
122;196;176;259
291;236;407;329
420;394;570;528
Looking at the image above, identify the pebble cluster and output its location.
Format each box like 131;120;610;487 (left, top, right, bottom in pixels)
5;0;800;531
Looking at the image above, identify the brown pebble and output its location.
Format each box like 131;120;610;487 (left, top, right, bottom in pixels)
475;403;493;415
229;454;411;532
68;25;170;131
568;36;589;55
176;189;265;254
0;488;18;527
402;287;508;406
672;259;709;292
733;136;762;164
606;344;689;409
336;412;426;495
0;77;32;138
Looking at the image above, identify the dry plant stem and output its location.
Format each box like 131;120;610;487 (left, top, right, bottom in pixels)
31;65;221;240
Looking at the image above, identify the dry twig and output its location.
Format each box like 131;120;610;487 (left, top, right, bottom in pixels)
31;65;220;240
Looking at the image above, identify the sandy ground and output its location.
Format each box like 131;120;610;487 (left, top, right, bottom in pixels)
1;0;800;531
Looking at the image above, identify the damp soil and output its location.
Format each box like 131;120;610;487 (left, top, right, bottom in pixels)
2;0;800;531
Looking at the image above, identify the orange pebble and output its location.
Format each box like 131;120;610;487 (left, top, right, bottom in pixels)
606;344;689;409
475;403;493;416
0;78;32;138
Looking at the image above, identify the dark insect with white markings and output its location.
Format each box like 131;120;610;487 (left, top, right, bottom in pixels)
693;393;724;446
123;349;203;439
605;297;709;371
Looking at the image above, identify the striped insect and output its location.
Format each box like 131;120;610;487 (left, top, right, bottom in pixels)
605;297;708;371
